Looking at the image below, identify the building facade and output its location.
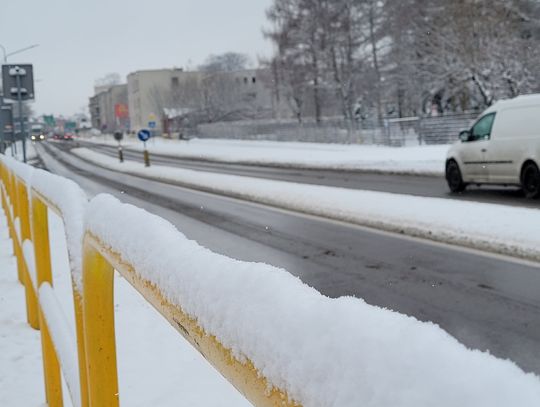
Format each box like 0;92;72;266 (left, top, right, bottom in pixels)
88;84;128;133
127;67;292;136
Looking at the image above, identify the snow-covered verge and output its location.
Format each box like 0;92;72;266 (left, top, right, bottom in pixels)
86;193;540;407
81;136;448;175
0;210;46;406
74;147;540;262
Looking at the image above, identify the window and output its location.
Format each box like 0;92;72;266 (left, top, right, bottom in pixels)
252;77;256;84
171;77;179;87
471;113;496;140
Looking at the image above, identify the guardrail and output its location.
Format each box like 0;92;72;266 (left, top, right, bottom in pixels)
0;156;299;406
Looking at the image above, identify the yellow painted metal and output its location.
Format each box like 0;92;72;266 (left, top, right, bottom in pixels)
17;178;39;329
82;240;119;407
38;307;64;406
84;232;301;407
31;189;90;407
11;176;24;284
31;195;64;406
73;290;89;407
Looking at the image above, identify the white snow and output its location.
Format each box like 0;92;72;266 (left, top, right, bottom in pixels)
82;136;448;175
1;155;87;292
2;152;540;406
0;166;252;407
22;239;37;290
74;147;540;262
85;193;540;407
38;283;81;407
0;205;46;407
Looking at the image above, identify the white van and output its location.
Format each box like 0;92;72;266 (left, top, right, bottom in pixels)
446;94;540;198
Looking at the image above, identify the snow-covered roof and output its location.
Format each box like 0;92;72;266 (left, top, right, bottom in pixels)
485;93;540;114
163;107;192;119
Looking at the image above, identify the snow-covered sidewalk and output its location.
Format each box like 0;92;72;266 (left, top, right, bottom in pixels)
81;136;448;175
74;147;540;262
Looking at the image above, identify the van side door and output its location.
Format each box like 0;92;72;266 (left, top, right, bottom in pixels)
460;113;495;182
487;105;540;184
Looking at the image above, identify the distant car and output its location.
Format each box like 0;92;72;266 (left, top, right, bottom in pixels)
30;133;46;142
63;132;75;141
446;94;540;198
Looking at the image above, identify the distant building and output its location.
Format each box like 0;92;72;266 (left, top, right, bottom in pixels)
127;68;192;134
126;67;292;136
88;84;128;133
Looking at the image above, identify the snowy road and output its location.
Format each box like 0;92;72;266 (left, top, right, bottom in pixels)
77;140;537;208
36;142;540;375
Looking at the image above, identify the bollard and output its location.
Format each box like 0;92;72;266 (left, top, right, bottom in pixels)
118;146;124;163
143;149;150;167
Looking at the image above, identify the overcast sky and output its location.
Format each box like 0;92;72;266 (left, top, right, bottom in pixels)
0;0;274;117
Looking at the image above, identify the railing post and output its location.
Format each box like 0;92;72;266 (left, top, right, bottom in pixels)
73;290;89;407
31;194;63;406
11;175;24;284
82;237;119;407
17;179;39;329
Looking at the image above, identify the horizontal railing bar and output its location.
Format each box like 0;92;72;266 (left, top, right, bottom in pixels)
84;232;300;407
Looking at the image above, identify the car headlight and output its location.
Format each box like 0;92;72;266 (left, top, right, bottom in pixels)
31;135;36;140
40;134;45;140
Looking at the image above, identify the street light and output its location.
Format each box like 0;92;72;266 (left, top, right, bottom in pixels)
0;44;39;63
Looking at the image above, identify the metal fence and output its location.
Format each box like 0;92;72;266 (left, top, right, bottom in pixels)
195;112;479;146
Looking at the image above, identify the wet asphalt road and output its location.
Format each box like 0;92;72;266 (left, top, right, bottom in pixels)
37;142;540;374
77;140;539;209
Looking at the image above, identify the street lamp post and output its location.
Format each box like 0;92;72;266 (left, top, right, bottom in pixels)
0;44;39;63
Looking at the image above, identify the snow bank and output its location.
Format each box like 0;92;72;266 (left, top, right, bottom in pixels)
0;208;45;406
1;155;88;291
85;194;540;407
83;136;447;175
74;148;540;262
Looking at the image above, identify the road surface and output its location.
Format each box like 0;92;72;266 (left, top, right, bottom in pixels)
75;140;538;208
37;142;540;374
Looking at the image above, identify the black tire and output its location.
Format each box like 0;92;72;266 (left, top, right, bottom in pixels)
446;160;466;193
521;162;540;199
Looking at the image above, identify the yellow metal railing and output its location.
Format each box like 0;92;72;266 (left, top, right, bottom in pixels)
0;157;300;407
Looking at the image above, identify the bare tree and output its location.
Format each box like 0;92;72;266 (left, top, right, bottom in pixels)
94;73;122;88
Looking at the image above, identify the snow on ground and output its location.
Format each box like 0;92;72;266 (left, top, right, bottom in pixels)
0;211;46;407
74;147;540;262
6;140;38;163
82;135;448;175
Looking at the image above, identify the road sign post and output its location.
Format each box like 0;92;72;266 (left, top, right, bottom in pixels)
0;104;13;155
137;129;151;167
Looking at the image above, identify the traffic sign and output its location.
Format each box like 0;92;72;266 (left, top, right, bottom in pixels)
1;64;35;101
113;131;123;141
148;121;156;129
137;129;151;142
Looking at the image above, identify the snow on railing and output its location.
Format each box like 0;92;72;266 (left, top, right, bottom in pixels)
1;155;540;407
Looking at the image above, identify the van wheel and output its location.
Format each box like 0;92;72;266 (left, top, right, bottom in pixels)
446;160;466;193
521;162;540;199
